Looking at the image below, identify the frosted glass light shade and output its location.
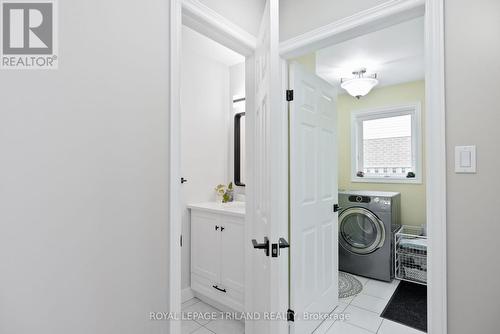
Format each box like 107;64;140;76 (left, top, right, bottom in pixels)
341;78;378;98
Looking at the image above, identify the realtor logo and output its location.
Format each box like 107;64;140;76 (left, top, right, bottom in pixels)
1;0;58;69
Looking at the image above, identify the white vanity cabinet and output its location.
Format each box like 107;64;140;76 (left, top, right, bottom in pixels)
189;203;245;312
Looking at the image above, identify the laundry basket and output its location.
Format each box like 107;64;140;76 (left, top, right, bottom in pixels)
394;225;427;285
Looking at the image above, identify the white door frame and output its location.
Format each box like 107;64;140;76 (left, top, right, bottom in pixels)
280;1;447;333
168;1;258;333
170;1;446;333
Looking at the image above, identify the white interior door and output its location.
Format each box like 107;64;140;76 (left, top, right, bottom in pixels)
245;0;287;333
289;62;339;334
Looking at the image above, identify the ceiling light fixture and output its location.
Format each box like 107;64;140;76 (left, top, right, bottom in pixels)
340;68;378;99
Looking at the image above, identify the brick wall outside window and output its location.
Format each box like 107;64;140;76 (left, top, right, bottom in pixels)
363;136;412;168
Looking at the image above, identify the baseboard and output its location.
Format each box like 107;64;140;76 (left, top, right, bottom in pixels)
181;287;195;303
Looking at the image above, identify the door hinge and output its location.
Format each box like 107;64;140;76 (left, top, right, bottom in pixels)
333;204;343;212
286;89;294;101
287;309;295;322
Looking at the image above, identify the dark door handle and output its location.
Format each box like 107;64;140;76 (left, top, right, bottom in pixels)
252;237;270;256
220;226;225;232
215;225;219;231
212;285;227;293
279;238;290;248
271;237;290;257
181;177;188;184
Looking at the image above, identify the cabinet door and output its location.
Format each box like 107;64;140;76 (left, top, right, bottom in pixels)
191;212;220;283
219;216;245;295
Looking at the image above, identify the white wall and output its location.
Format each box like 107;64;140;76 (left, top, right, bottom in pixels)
230;62;246;99
0;1;170;334
180;34;231;291
445;1;500;333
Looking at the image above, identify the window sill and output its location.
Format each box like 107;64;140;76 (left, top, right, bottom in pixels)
351;176;423;184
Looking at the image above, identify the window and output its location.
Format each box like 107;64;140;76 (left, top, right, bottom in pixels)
233;96;246;186
351;104;422;183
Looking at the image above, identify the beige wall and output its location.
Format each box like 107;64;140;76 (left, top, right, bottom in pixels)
338;81;426;226
446;1;500;333
293;53;317;73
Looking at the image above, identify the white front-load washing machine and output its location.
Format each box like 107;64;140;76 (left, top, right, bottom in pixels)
338;191;401;282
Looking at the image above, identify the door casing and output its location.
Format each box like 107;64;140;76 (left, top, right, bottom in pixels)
168;1;258;333
280;1;447;333
169;1;447;334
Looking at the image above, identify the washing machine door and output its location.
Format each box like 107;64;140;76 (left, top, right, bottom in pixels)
339;207;386;255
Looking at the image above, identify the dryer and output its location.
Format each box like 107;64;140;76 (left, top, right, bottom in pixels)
338;191;401;282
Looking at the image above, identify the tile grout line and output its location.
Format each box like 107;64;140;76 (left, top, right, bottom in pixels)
344;321;378;333
349;304;384;315
201;324;216;334
375;318;385;334
343;281;386;334
341;294;380;333
358;292;389;300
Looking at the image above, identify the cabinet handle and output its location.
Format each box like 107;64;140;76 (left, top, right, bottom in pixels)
215;225;219;231
212;285;227;293
220;226;225;232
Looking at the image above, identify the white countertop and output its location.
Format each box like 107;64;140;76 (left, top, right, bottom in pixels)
187;201;245;217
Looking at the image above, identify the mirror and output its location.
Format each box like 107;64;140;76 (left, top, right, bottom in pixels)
234;112;246;186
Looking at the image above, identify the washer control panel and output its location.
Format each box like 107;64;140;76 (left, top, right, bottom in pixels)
374;197;391;209
348;195;371;203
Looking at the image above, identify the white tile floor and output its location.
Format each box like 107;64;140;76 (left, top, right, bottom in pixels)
314;274;425;334
181;298;244;334
181;274;425;334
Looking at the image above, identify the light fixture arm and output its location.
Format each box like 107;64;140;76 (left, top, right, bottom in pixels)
339;67;379;99
341;68;377;83
352;68;367;77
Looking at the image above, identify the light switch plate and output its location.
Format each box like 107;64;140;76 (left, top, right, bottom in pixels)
455;145;476;173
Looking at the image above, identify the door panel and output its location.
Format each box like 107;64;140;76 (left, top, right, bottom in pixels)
290;63;339;334
321;221;335;291
191;212;220;283
220;217;245;293
301;124;316;203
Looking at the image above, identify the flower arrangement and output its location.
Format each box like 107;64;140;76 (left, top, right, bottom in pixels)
215;182;234;203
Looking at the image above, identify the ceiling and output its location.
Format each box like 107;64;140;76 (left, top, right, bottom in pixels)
182;25;244;67
316;17;424;91
199;0;266;37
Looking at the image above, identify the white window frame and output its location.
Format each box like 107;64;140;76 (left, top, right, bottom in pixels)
351;103;422;184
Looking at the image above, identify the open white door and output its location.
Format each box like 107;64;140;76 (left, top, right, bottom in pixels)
245;1;287;334
289;63;339;334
